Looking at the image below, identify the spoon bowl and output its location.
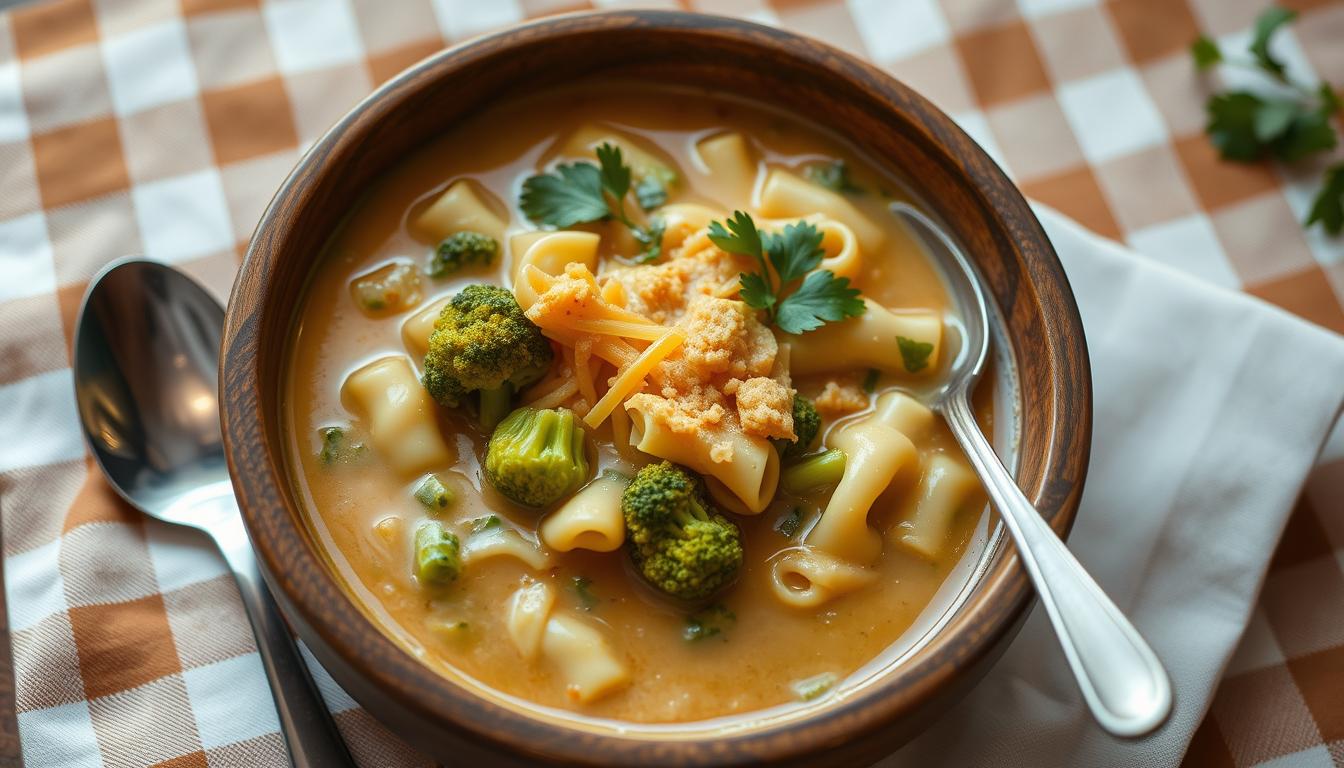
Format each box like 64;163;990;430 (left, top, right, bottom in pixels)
72;258;355;768
892;204;1174;738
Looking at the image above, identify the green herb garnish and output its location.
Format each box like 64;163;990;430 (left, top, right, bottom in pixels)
317;426;367;466
519;142;666;260
897;336;934;373
775;508;803;538
570;576;599;611
862;368;880;393
468;515;502;535
413;474;455;512
635;176;668;210
1192;7;1343;235
804;159;863;194
682;604;735;642
791;672;838;701
708;212;865;334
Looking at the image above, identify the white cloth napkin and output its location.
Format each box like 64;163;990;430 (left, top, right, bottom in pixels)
881;205;1344;768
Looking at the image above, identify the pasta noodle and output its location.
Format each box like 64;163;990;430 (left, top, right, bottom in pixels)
786;300;942;377
815;218;861;281
624;404;780;514
560;123;676;184
505;581;556;660
413;179;507;244
758;169;884;254
769;547;877;609
341;356;453;477
512;232;601;310
805;401;921;564
539;472;628;552
401;296;450;358
541;612;630;704
583;327;686;428
462;526;551;571
695;132;757;205
896;453;979;560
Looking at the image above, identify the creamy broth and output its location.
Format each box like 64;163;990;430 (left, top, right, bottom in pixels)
285;85;991;723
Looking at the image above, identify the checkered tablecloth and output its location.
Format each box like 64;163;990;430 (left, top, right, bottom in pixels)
0;1;1340;766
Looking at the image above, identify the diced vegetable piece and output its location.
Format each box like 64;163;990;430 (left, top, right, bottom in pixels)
350;261;423;315
780;449;846;495
414;521;462;586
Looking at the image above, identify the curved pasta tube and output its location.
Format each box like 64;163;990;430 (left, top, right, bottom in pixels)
412;179;507;244
695;132;757;205
871;391;934;441
462;526;551;571
539;472;628;552
806;418;918;564
510;231;601;311
770;547;877;608
542;612;630;704
786;300;942;377
341;357;452;477
624;403;780;514
815;218;861;281
897;454;979;560
401;296;450;358
758;169;884;254
505;581;556;660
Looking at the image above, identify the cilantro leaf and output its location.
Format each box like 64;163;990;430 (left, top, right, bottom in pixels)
708;210;764;264
1191;36;1221;69
519;162;609;227
631;219;666;264
774;271;864;335
897;336;934;373
804;160;863;194
763;220;826;284
1321;84;1342;117
595;143;631;203
1306;163;1344;236
739;271;774;311
1206;92;1267;161
1273;110;1337;162
1249;6;1296;79
1254;99;1299;142
635;176;668;210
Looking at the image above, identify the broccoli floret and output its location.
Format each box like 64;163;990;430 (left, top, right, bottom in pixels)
773;395;821;459
421;285;552;428
414;521;462;586
426;231;498;278
622;462;743;601
484;407;589;508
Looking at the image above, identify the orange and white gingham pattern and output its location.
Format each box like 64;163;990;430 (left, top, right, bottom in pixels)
0;1;1340;766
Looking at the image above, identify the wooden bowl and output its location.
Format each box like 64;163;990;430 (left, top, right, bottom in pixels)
221;10;1091;767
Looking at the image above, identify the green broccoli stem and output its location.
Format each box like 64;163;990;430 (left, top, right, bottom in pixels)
414;521;462;586
780;449;847;495
478;384;513;431
670;494;711;528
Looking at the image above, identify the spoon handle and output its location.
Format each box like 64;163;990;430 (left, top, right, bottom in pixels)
943;390;1172;738
211;514;357;767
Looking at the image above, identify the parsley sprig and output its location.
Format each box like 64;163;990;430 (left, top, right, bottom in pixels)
1192;7;1343;235
519;143;666;261
708;211;866;335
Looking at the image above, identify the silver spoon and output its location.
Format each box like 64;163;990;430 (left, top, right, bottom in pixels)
72;258;355;768
892;203;1173;738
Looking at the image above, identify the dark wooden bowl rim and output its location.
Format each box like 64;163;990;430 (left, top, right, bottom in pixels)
221;10;1092;766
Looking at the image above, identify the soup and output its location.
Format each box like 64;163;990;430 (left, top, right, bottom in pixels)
285;85;992;723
